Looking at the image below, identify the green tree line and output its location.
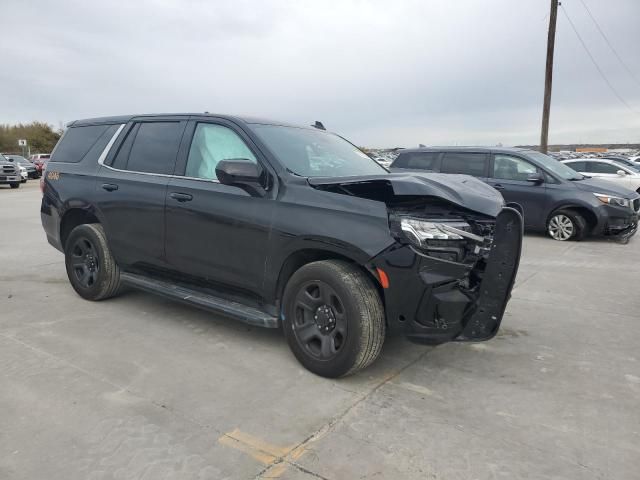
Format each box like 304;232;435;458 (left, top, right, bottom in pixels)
0;122;62;155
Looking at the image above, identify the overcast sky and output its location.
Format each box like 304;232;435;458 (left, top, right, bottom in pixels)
1;0;639;147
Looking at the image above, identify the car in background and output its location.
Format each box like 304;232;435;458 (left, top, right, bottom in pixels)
18;165;28;183
3;154;39;178
390;147;639;241
0;153;22;188
29;153;51;174
561;159;640;193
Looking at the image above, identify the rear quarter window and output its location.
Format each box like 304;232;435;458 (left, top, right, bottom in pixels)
51;125;116;163
440;152;488;176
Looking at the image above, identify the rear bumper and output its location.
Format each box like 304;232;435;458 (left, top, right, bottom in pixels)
373;208;523;344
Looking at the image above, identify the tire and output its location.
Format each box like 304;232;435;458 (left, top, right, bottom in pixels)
10;183;20;189
64;223;122;301
282;260;385;378
547;209;587;241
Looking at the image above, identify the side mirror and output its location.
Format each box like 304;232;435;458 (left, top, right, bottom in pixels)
526;172;544;183
215;159;265;196
617;170;626;177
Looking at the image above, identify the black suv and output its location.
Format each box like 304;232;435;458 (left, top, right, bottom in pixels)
41;114;522;377
391;147;640;241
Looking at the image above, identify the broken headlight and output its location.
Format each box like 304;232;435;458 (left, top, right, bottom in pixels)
396;216;490;262
400;217;485;244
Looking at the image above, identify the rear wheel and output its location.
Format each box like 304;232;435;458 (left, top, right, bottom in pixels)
282;260;385;378
547;210;587;241
64;223;122;300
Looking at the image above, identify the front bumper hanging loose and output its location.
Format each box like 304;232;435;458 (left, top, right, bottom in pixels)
373;207;524;345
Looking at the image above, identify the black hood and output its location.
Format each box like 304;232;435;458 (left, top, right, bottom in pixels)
573;177;638;198
308;172;504;217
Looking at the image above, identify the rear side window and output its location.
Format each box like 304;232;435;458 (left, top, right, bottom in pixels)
111;122;184;174
440;153;488;176
393;152;439;170
51;125;113;163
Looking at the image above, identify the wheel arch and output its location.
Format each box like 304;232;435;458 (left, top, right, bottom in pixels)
59;207;103;249
273;247;384;314
546;204;598;232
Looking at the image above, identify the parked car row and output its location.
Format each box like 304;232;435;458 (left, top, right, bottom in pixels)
390;147;639;242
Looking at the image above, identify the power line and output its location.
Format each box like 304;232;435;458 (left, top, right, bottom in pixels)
578;0;640;88
560;4;639;116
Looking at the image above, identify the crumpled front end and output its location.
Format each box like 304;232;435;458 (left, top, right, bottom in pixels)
372;206;523;344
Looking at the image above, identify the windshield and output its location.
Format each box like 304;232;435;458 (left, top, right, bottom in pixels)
251;125;387;177
525;151;584;180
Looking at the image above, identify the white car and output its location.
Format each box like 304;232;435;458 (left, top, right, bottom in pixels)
562;159;640;193
18;165;28;183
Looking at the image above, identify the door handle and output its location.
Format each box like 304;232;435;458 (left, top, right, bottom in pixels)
169;192;193;202
101;183;118;192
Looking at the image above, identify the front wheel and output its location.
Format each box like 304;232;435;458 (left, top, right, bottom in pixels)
282;260;385;378
64;223;122;300
10;183;20;189
547;210;587;241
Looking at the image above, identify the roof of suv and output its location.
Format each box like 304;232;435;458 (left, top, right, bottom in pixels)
68;114;306;129
397;146;537;155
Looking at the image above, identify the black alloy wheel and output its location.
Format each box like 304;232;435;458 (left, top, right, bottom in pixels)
282;260;385;378
70;236;100;288
292;280;348;361
64;223;122;301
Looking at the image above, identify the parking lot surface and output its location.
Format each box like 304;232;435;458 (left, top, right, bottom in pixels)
1;181;639;480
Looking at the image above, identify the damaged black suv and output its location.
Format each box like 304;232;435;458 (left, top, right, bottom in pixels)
41;114;523;377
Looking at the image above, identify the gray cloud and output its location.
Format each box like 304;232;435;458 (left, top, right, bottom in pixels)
1;0;639;146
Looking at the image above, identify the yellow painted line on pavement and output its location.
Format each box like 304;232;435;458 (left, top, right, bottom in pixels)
217;428;309;478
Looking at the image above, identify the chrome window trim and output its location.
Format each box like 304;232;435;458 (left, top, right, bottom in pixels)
97;124;126;166
96;123;221;183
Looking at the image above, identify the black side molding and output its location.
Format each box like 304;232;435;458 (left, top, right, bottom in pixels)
121;273;279;328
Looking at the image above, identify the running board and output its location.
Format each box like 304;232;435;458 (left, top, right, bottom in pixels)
121;273;279;328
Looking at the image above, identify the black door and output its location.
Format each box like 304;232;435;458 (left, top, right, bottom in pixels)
95;119;187;268
486;153;549;229
164;120;274;298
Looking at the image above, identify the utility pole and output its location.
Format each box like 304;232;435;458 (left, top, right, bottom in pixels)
540;0;559;154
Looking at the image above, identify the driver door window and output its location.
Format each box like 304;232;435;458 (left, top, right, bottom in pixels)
185;124;257;180
493;155;538;181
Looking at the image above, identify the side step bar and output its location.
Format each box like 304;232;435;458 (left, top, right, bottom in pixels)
121;273;279;328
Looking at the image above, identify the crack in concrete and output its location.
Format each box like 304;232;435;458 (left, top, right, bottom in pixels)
256;349;433;480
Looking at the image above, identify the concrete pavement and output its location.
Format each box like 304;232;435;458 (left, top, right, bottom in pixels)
1;181;638;479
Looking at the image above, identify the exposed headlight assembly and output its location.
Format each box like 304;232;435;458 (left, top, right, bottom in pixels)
593;193;630;208
400;217;484;245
